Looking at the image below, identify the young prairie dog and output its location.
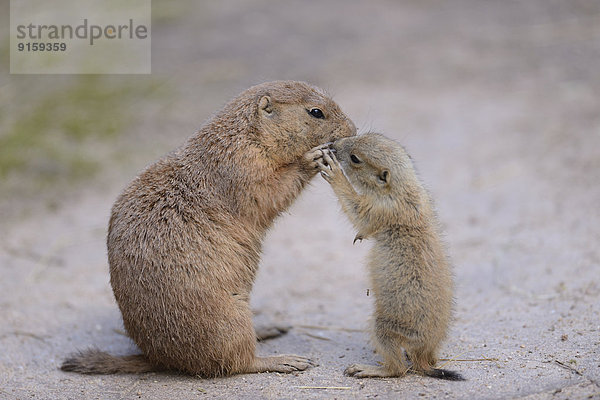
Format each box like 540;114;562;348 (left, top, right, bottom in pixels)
61;81;356;377
316;133;464;381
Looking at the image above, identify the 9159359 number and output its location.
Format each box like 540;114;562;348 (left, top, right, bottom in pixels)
17;42;67;52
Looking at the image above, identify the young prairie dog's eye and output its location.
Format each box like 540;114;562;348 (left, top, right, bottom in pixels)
308;108;325;119
350;154;362;164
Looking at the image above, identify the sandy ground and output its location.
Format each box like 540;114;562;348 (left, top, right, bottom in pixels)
1;1;600;399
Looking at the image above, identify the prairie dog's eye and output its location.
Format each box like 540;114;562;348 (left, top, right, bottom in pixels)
350;154;362;164
308;108;325;119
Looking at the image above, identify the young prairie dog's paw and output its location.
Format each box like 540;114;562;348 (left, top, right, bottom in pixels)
316;149;343;184
303;143;333;170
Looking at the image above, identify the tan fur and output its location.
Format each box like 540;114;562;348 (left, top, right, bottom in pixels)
315;133;463;380
61;81;356;377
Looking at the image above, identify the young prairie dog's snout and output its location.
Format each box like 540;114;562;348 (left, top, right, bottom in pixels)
315;133;464;381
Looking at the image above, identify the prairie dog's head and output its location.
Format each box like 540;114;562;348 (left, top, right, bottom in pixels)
332;133;430;224
251;81;356;163
332;133;420;194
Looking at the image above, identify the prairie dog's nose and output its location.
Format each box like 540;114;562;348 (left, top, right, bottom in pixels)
332;137;348;152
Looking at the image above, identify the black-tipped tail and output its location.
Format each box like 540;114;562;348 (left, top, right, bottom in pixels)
61;348;158;375
424;368;466;381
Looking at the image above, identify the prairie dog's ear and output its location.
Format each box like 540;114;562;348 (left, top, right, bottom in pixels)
259;95;273;114
378;169;390;184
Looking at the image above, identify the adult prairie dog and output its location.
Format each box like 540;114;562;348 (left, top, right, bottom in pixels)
316;133;464;381
61;81;356;377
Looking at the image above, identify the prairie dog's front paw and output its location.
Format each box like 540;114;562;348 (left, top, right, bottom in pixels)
316;149;342;183
304;143;333;170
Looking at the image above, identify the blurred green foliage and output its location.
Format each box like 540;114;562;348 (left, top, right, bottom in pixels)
0;75;162;183
0;6;173;219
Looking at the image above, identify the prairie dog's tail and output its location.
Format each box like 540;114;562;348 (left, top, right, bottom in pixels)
423;368;465;381
60;349;159;374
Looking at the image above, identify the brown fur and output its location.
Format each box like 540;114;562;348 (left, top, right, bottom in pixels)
61;81;356;377
315;133;464;381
